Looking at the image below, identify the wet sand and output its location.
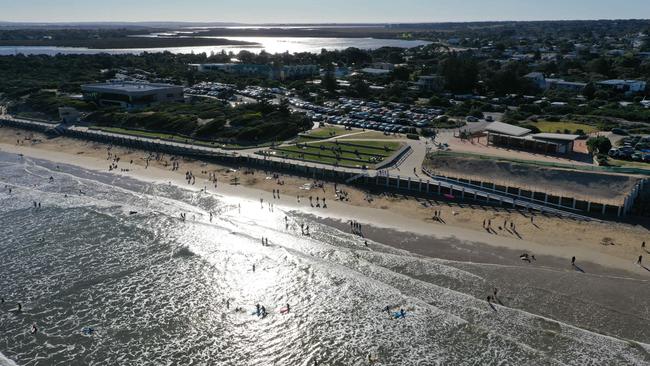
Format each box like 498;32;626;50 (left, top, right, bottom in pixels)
313;215;650;344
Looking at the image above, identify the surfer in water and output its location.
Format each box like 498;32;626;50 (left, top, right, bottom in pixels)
256;303;261;316
30;323;38;334
285;304;290;313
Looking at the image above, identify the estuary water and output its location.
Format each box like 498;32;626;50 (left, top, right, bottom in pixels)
0;151;649;365
0;37;431;56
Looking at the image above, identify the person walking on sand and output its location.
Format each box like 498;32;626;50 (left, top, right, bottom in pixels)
571;256;576;266
643;241;646;250
637;255;643;265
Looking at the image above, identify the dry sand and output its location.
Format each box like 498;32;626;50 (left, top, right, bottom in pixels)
425;154;641;205
1;126;649;278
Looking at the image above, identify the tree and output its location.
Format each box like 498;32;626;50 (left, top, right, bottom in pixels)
583;82;596;100
586;136;612;154
321;64;337;93
349;76;370;98
439;54;478;93
391;66;411;82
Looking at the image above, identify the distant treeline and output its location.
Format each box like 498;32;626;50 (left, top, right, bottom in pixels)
0;28;258;49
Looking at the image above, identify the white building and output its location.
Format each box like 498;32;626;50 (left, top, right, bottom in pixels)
597;79;647;93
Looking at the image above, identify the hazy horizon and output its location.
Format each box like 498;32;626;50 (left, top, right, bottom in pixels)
1;0;649;24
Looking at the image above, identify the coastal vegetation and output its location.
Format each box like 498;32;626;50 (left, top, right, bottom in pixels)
84;100;312;145
0;28;257;49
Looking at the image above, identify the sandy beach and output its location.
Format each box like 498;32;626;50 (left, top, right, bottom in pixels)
1;126;649;277
2;125;650;363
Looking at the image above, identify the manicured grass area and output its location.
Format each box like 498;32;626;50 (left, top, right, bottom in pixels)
271;140;403;167
530;121;598;134
339;131;403;140
271;150;357;167
307;127;351;139
295;127;352;143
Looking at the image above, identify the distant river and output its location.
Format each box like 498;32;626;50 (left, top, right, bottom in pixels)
0;37;431;56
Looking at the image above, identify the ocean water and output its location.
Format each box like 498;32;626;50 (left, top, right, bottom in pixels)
0;151;649;366
0;37;431;56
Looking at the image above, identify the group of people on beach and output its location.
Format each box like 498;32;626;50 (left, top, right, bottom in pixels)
308;195;327;208
170;160;180;171
432;210;444;223
482;217;519;235
185;171;196;185
349;220;363;236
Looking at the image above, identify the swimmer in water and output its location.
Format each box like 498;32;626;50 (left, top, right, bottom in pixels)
31;323;38;334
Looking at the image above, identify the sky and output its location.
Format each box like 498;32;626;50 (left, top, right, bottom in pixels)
1;0;649;24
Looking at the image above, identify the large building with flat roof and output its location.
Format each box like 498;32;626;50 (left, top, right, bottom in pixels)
484;122;580;155
81;81;184;109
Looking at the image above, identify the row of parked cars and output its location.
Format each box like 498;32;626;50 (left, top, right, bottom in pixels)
608;135;650;162
288;97;447;131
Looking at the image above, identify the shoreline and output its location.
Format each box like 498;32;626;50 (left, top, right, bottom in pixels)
1;126;649;277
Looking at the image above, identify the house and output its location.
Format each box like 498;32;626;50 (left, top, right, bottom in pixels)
360;68;392;75
371;62;395;71
524;73;586;92
545;79;587;92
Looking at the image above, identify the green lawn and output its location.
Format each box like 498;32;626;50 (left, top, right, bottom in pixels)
306;127;350;139
271;150;358;167
530;121;599;134
271;140;403;167
295;127;351;143
313;141;400;157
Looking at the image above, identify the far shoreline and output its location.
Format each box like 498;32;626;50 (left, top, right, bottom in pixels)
0;37;260;49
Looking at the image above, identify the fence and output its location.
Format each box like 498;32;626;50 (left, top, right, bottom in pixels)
0;117;632;219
